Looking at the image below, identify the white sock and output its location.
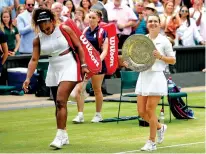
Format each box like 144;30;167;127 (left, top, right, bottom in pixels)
78;112;83;116
57;129;66;136
149;140;156;144
96;112;101;116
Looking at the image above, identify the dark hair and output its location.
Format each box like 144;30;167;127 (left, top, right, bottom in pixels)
179;5;190;27
80;0;91;10
63;0;76;13
32;8;57;33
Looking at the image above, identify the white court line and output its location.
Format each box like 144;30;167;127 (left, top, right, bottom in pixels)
116;141;205;153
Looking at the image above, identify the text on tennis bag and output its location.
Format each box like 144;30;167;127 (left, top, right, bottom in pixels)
80;34;100;67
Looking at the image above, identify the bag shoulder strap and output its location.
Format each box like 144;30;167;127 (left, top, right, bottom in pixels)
59;24;75;51
97;27;104;49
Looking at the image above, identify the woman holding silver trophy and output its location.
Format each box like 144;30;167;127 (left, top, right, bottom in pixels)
122;13;176;151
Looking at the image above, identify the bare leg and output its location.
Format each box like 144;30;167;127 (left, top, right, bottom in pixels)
137;96;162;130
51;86;58;117
56;81;76;129
146;96;161;142
75;82;85;112
91;74;105;112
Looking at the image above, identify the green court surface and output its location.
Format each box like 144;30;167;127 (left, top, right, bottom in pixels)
0;92;205;153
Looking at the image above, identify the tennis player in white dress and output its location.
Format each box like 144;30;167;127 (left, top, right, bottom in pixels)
22;8;89;149
135;14;176;151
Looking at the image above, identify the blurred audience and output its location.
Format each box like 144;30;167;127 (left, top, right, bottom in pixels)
133;1;147;35
105;0;137;49
80;0;92;13
17;0;35;54
16;4;26;16
63;0;76;19
91;0;108;23
152;0;164;14
51;2;68;22
73;7;87;31
176;5;205;46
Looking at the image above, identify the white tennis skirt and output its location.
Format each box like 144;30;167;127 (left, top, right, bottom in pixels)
45;52;80;87
135;71;168;96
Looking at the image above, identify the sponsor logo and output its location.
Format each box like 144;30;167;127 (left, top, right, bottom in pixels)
109;36;116;67
80;35;100;67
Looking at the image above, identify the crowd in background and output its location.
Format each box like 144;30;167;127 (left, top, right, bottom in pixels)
0;0;205;56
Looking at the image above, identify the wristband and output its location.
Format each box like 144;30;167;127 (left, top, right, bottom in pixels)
81;63;87;67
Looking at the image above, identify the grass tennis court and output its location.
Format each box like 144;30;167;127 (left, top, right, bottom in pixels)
0;92;205;153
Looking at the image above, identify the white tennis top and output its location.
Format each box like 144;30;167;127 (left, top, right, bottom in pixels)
39;26;69;57
146;34;175;72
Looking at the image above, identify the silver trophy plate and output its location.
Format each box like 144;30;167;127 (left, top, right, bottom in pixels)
122;34;156;72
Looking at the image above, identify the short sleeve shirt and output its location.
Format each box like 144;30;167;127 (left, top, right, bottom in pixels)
4;26;19;51
146;34;175;71
84;26;107;53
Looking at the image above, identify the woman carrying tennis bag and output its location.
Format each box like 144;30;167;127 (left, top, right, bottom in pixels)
59;18;102;79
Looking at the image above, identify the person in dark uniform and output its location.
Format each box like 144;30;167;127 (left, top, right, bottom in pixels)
0;30;8;77
73;9;109;123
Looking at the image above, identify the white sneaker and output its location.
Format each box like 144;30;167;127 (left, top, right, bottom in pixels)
63;133;69;145
50;134;69;149
91;114;103;123
72;115;84;123
157;124;167;144
141;140;157;151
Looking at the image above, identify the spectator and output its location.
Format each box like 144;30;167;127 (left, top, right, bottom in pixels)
34;0;42;8
16;4;26;16
74;7;87;31
108;0;134;8
176;5;205;46
43;0;55;9
63;0;76;19
51;2;68;22
143;0;153;7
17;0;35;54
160;1;175;34
73;0;81;7
182;0;192;8
0;30;8;75
133;1;147;35
189;0;204;27
152;0;164;14
20;0;26;4
105;0;137;49
91;0;108;22
144;3;158;16
80;0;92;13
174;0;183;13
0;9;20;56
0;0;14;15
